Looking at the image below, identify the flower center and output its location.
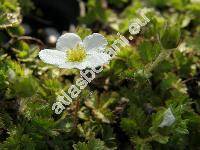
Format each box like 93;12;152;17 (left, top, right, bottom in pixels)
67;45;87;62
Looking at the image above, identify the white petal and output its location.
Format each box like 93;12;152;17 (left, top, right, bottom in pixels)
159;108;175;128
39;49;66;65
56;33;82;51
83;33;108;52
58;62;86;70
84;52;110;68
58;52;110;69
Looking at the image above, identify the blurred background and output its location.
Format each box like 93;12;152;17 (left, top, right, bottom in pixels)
0;0;200;149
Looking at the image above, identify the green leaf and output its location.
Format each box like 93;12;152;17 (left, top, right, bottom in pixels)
12;77;39;98
153;134;169;144
138;41;161;63
73;139;108;150
0;0;22;29
120;118;138;135
160;25;181;49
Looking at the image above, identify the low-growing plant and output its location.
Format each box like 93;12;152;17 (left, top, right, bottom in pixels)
0;0;199;149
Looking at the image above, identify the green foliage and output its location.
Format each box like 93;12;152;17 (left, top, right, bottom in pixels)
0;0;21;29
73;139;108;150
79;0;115;26
0;0;200;149
160;25;181;49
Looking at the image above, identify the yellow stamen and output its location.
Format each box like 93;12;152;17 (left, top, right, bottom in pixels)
67;45;87;62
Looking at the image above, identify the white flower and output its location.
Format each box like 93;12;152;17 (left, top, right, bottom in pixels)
159;108;176;128
39;33;110;69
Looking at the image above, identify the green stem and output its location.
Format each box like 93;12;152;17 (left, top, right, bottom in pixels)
145;48;175;73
